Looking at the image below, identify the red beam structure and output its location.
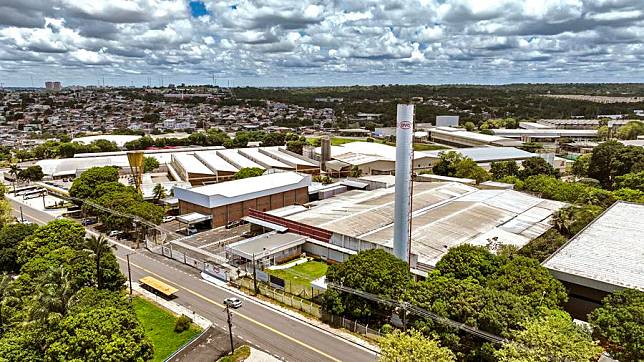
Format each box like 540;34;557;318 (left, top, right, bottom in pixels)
248;209;332;242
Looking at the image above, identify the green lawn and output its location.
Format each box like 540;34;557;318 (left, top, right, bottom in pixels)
268;260;328;294
132;297;202;362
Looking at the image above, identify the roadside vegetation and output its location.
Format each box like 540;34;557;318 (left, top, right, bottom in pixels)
218;345;251;362
132;297;201;362
0;219;153;360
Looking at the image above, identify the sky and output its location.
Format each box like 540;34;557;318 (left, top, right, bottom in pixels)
0;0;642;87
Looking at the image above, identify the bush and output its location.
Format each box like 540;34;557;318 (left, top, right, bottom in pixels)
380;323;393;334
174;315;192;333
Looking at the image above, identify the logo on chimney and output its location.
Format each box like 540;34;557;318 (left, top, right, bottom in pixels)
399;121;412;129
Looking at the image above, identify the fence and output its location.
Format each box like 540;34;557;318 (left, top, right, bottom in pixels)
165;326;212;362
233;277;322;318
146;240;230;281
237;263;324;300
321;312;382;340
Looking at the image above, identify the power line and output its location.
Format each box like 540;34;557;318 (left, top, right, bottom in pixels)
328;282;506;344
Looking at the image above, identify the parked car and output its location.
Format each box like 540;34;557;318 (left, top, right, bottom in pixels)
162;216;176;223
186;226;198;235
108;230;123;237
223;297;242;309
82;218;96;226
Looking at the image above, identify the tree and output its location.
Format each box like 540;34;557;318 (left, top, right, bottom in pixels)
0;198;13;228
552;205;603;238
588;141;624;188
518;229;567;262
286;138;307;155
323;249;411;322
349;165;362;177
152;183;166;201
233;167;264;180
69;166;119;200
616;121;644;140
0;223;38;273
597;125;609;140
614;171;644;191
589;289;644;361
432;151;463;176
379;329;455;362
84;235;117;289
435;244;499;283
17;165;44;182
495;309;602;362
45;305;154;361
490;161;520;180
454;158;490;184
520;157;558;179
572;153;592;178
8;164;20;193
16;219;86;264
143;156;160;172
463;122;476;132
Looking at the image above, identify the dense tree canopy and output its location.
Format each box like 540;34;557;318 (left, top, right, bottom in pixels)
233;167;264;180
143;156;160;173
495;309;602;362
69;166;119;200
490;161;520;180
0;218;149;361
614;171;644;192
379;329;455;362
432;151;490;184
520;157;559;179
588;141;644;188
589;289;644;361
323;249;411;322
0;223;37;273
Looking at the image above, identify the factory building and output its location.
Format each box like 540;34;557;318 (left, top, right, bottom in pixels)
543;202;644;320
174;172;311;228
427;127;523;147
245;181;565;275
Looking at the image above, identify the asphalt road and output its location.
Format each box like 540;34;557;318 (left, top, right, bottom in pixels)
9;199;378;362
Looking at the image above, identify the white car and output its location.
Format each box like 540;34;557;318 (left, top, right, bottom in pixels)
162;216;176;223
186;226;198;235
108;230;123;237
223;297;242;309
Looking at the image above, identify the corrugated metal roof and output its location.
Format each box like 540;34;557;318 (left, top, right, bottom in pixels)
543;202;644;291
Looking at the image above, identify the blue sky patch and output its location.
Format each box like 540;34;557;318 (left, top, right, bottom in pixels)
189;1;209;17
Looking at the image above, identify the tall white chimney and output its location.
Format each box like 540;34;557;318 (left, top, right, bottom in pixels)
393;104;414;263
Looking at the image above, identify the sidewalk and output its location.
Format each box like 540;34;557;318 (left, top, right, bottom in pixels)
202;273;380;354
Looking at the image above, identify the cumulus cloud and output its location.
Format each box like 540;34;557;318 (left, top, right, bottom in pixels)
0;0;642;86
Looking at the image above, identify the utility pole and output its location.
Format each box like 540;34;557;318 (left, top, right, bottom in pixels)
126;253;133;301
226;305;235;354
252;253;258;295
19;206;24;223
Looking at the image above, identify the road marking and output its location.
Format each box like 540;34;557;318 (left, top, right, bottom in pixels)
118;256;342;362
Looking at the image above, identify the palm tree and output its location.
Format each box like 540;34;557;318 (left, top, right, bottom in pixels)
152;183;166;202
27;266;75;323
0;274;18;329
84;234;116;289
8;164;19;193
552;207;575;236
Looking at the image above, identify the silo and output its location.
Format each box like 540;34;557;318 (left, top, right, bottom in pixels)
320;135;331;171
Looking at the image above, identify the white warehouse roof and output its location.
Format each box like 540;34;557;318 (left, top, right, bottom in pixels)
543;202;644;292
72;135;142;147
174;171;311;209
425;147;535;163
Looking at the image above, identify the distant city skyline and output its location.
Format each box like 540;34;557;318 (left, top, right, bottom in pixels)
0;0;642;87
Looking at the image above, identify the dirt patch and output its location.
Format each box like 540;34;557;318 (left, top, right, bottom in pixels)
169;325;243;362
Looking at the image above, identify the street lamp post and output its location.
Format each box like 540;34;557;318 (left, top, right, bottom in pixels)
226;305;234;355
252;253;258;295
19;206;23;223
126;253;133;301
